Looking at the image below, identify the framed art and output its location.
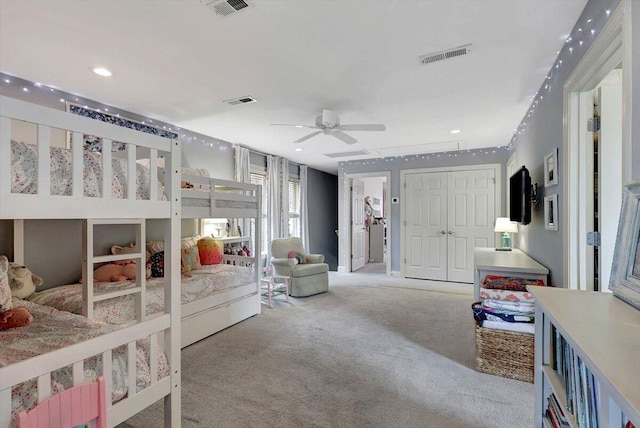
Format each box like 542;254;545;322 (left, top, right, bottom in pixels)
610;181;640;310
544;148;558;188
544;194;558;231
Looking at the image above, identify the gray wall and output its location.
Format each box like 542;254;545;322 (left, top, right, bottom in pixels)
631;0;640;181
339;149;509;272
509;0;621;286
307;168;338;271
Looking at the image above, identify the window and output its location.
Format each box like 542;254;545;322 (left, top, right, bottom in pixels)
288;179;301;238
250;172;269;255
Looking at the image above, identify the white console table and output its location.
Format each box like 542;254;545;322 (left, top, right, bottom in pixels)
473;248;549;301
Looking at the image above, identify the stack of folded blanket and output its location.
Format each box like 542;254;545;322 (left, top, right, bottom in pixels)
473;275;546;335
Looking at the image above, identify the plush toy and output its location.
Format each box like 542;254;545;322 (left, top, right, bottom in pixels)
198;237;223;265
8;263;43;299
0;307;34;330
93;244;151;282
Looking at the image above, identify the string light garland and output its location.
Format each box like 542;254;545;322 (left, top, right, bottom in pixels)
508;4;613;149
0;73;232;153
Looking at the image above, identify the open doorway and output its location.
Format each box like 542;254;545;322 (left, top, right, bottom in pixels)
346;172;391;275
564;4;630;291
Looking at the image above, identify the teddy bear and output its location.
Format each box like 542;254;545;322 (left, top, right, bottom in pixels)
93;244;151;282
8;262;44;299
0;306;33;330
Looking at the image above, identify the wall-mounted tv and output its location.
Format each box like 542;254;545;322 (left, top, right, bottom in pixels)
510;166;531;225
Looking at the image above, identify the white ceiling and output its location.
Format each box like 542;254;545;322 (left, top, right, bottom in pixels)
0;0;587;174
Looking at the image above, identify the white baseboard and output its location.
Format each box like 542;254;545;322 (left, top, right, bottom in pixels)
337;266;347;273
390;271;402;277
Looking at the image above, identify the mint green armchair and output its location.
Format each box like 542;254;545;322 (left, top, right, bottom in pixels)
270;237;329;297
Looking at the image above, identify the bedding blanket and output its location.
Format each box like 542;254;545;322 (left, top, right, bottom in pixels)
1;299;169;424
11;140;163;199
479;287;536;303
29;264;255;324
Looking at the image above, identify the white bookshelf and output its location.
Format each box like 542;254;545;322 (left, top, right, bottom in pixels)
529;286;640;428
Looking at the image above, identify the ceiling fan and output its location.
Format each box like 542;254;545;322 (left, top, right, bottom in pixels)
272;109;386;145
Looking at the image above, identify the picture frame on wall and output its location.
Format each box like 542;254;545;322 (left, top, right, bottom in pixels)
609;181;640;310
544;148;558;188
544;194;558;231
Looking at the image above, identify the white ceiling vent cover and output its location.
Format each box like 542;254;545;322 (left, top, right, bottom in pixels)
223;96;257;105
205;0;253;18
419;44;472;65
325;149;370;159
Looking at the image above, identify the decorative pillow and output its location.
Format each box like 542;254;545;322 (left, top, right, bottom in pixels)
149;251;165;278
181;246;201;273
146;240;164;256
0;255;14;312
482;275;545;292
197;237;223;265
287;250;306;265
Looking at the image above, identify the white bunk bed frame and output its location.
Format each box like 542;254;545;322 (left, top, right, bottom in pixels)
176;175;262;347
0;95;182;427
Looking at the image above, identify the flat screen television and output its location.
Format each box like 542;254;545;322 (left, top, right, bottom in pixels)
510;166;531;225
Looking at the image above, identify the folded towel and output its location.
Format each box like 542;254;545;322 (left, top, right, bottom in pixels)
482;299;535;313
481;320;535;334
482;275;545;292
479;287;535;303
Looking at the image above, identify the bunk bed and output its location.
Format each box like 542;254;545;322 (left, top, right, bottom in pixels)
25;177;263;348
0;95;182;427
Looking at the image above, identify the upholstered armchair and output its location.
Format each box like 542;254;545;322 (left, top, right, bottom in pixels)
270;237;329;297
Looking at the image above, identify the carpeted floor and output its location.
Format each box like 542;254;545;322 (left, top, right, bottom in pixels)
119;272;534;428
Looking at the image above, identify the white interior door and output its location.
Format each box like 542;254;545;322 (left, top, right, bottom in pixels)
447;169;495;283
404;172;448;280
597;80;622;292
351;179;366;271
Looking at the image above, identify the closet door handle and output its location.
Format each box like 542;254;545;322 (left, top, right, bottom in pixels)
439;230;446;235
448;230;456;235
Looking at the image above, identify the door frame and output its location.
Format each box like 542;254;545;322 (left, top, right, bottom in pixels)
400;163;502;278
563;3;628;290
343;171;392;276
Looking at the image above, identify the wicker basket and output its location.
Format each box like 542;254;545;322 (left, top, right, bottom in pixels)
474;325;534;383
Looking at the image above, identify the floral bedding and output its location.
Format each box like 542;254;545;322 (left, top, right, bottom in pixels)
29;264;256;324
1;299;169;423
10;140;162;200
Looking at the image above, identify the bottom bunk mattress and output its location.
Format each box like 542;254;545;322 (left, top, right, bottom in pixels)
29;264;256;324
1;299;169;421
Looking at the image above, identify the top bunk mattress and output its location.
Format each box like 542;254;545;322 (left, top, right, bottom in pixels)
29;264;256;325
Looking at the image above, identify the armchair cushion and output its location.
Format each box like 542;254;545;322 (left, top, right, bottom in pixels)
291;263;328;277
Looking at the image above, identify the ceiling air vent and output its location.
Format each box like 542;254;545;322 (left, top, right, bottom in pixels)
324;149;370;159
419;44;472;65
205;0;252;18
223;96;257;105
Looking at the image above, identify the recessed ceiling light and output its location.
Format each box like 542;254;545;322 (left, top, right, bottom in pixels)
450;129;461;134
92;67;113;77
294;148;303;152
295;125;303;128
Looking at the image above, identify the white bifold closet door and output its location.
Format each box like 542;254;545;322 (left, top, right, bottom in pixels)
405;168;495;283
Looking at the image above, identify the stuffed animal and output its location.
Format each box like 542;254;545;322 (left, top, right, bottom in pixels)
8;263;43;299
0;307;33;330
93;244;151;282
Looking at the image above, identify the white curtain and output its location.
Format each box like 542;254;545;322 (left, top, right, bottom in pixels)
267;155;281;258
280;157;289;238
234;146;250;183
300;165;310;251
234;146;251;247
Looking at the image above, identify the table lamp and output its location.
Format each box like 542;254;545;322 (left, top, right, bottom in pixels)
494;217;518;251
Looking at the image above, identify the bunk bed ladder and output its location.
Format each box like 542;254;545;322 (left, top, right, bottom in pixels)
82;219;146;322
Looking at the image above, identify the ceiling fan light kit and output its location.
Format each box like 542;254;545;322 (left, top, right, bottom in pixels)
272;109;386;145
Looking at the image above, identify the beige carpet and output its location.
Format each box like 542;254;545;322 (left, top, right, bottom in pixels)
119;272;534;428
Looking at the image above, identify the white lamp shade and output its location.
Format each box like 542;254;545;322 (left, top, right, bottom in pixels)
495;217;518;233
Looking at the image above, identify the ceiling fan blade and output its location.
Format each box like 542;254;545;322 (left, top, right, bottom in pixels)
331;130;358;145
293;130;323;144
338;124;386;132
272;123;321;129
